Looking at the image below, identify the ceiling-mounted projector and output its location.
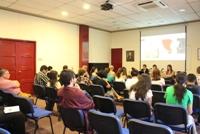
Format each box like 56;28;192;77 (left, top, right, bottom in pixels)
101;0;113;11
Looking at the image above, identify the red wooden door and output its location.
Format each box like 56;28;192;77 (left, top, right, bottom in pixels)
111;48;122;72
0;39;36;94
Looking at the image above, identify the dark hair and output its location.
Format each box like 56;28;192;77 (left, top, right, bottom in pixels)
78;68;86;76
116;68;123;78
0;68;8;77
47;66;53;71
187;73;197;83
60;70;75;86
40;65;48;71
63;65;68;70
97;70;107;78
48;70;58;88
130;74;151;100
131;68;139;77
197;66;200;74
143;64;147;67
174;72;187;103
90;67;97;75
152;69;161;80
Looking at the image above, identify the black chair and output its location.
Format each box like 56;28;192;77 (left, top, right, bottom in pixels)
154;103;192;134
33;84;46;105
123;99;151;126
128;119;174;134
193;94;200;123
164;77;175;85
163;85;171;91
88;84;105;97
152;91;165;106
14;96;54;134
93;95;123;117
113;81;126;96
60;107;86;134
45;87;59;111
78;83;89;91
0;90;16;106
151;84;163;91
88;109;129;134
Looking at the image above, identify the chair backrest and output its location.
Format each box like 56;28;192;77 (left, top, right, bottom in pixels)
88;109;124;134
151;84;163;91
33;84;46;99
128;119;174;134
163;85;170;91
193;94;200;113
152;91;165;106
13;96;34;114
164;78;175;85
78;83;89;91
45;87;58;101
88;85;105;97
123;99;151;120
154;103;188;126
112;81;126;95
93;95;116;114
60;107;86;132
0;128;11;134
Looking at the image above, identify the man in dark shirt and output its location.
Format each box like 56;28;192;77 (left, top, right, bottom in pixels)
186;73;200;95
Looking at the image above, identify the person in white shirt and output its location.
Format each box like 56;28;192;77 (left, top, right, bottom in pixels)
125;68;139;90
151;68;165;86
129;74;153;107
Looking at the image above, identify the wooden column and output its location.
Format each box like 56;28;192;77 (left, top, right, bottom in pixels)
79;25;89;67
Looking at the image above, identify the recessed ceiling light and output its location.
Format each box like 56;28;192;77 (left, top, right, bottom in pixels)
179;9;185;12
61;11;68;16
83;3;90;10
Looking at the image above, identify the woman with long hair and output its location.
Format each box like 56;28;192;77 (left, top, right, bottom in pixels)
129;74;153;106
151;68;165;86
164;64;175;78
165;72;197;134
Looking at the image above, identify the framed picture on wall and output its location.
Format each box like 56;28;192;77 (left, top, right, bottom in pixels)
126;50;134;62
198;48;200;60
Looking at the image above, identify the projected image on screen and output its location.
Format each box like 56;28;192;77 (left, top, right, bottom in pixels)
141;33;185;61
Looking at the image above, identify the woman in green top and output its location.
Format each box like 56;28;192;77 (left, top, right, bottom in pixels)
165;72;197;134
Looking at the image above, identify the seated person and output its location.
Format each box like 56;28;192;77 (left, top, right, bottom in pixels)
0;68;31;98
151;69;165;86
165;72;197;134
34;65;49;87
115;67;126;82
77;68;92;85
0;107;26;134
163;64;175;78
129;74;153;108
186;73;200;95
196;66;200;86
46;70;62;111
125;68;139;90
107;65;116;83
139;64;149;74
58;69;94;134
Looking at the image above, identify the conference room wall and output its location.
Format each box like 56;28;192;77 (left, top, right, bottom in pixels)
111;22;200;74
89;28;111;63
0;9;79;73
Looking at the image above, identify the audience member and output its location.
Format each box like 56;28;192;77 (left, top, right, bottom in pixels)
0;68;31;98
115;67;126;82
77;68;92;85
125;68;139;90
62;65;68;71
151;68;165;86
47;66;53;78
81;65;90;78
186;73;200;95
165;72;197;134
0;108;26;134
129;74;153;107
107;65;115;83
46;70;62;111
34;65;49;86
89;66;98;81
58;70;94;134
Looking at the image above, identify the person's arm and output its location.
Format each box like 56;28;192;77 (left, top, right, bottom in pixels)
187;104;193;115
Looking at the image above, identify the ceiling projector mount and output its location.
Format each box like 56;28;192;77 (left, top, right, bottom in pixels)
101;0;113;11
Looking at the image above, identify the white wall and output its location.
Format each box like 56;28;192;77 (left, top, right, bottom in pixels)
187;22;200;74
111;30;140;73
111;22;200;74
89;28;111;63
0;9;79;73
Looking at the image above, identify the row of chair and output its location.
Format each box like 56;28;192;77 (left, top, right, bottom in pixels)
92;95;198;134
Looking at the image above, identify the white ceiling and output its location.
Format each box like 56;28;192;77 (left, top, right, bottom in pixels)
0;0;200;31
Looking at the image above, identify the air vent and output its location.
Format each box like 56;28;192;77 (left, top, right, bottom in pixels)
138;0;168;10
